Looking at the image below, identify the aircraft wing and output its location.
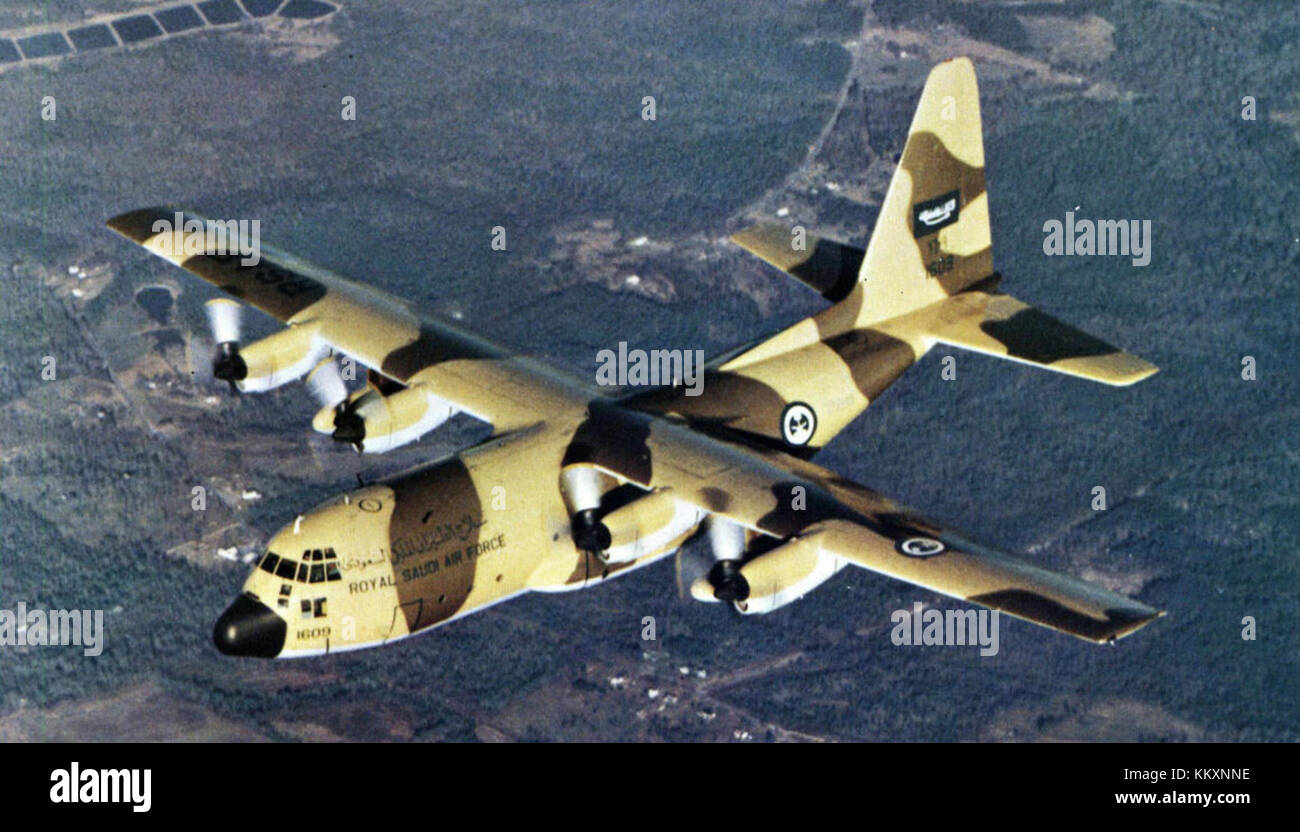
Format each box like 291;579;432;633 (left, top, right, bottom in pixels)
801;476;1163;643
107;207;572;430
567;411;1162;643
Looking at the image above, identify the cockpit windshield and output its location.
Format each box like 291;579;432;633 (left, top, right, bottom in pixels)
258;548;342;583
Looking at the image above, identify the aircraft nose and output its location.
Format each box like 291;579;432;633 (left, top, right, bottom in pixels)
213;595;286;658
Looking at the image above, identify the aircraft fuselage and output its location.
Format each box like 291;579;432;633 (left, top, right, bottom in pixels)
214;420;692;658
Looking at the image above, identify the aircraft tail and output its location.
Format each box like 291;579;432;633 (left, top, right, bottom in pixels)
629;58;1155;455
730;57;993;345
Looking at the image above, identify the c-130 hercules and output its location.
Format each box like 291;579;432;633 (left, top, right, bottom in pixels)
109;58;1163;659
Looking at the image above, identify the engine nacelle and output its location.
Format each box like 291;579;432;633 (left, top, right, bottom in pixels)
599;489;703;565
315;383;455;453
232;323;327;393
691;533;845;614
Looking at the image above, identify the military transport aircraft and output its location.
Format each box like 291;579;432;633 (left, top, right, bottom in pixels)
108;58;1163;659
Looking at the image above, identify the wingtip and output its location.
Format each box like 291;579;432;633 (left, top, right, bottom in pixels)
1081;354;1159;387
1120;359;1160;386
729;222;782;248
106;206;179;242
1103;605;1165;643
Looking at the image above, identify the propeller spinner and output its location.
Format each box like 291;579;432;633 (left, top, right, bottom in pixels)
684;517;750;604
305;357;363;450
204;299;246;392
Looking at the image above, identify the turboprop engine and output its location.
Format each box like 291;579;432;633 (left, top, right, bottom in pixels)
690;531;845;614
310;373;456;454
204;299;326;393
597;489;704;565
556;467;703;562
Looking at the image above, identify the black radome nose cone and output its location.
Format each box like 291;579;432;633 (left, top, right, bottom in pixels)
213;596;286;658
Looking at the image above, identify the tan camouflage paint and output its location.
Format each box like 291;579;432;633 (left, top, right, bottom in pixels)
107;57;1163;655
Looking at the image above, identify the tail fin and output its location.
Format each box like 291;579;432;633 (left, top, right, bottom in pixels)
852;56;993;327
729;57;994;345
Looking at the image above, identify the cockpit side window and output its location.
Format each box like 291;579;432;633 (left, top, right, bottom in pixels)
259;552;280;574
275;558;296;580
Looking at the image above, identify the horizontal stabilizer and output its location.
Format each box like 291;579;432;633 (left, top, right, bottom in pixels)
731;223;864;302
913;291;1158;386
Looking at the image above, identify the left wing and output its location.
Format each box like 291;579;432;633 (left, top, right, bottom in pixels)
107;207;580;432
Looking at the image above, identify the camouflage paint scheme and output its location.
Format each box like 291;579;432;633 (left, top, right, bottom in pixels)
107;58;1162;659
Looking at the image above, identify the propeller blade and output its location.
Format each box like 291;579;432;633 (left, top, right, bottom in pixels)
204;298;242;345
676;539;716;602
305;357;348;408
707;516;746;562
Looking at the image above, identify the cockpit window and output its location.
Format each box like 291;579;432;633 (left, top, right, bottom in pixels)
259;549;344;583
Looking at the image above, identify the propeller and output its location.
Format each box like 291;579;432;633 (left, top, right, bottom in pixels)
704;517;750;603
674;541;713;602
559;466;612;555
305;356;365;450
305;356;348;409
707;516;746;562
204;299;246;393
205;297;241;344
681;517;750;605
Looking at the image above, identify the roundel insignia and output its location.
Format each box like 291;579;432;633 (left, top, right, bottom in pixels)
358;498;383;513
896;537;946;557
780;402;817;447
